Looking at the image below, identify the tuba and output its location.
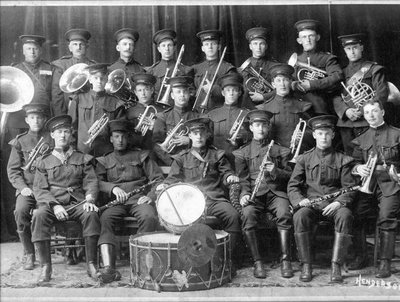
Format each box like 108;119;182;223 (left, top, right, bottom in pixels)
289;118;307;163
134;105;157;136
227;110;248;146
157;119;188;153
238;58;274;94
341;80;375;109
105;69;137;108
288;53;327;81
359;151;377;194
59;63;90;93
22;137;50;171
84;113;109;146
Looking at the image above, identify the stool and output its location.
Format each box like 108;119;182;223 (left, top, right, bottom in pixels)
52;220;85;262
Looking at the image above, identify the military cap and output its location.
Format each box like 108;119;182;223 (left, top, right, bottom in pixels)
131;73;157;86
196;30;222;42
114;28;139;43
184;117;211;132
85;63;109;75
245;27;269;42
218;73;244;89
153;29;177;45
308;115;337;130
64;29;91;42
270;64;295;79
338;33;366;47
294;19;320;32
22;103;50;116
45;115;72;132
108;119;131;133
247;109;273;124
167;76;193;88
19;35;46;46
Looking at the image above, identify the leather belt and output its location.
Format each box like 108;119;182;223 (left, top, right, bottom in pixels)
50;185;80;193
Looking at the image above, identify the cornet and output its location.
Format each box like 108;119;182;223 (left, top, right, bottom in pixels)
105;69;137;109
84;113;109;146
227;110;248;146
238;58;274;94
134;105;157;136
22;137;50;171
157;119;188;153
359;152;377;194
341;81;375;109
289;118;307;163
288;53;327;81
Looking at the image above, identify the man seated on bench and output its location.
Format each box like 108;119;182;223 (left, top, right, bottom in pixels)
95;119;164;283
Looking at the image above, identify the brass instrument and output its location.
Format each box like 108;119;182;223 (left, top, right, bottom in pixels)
341;81;375;109
359;152;377;194
84;113;109;146
22;137;50;171
157;119;188;153
238;58;274;93
289;119;307;164
387;82;400;106
249;140;274;203
191;70;208;111
105;69;137;108
288;53;327;81
227;110;248;146
59;63;90;93
134;105;158;136
155;67;170;104
156;45;185;107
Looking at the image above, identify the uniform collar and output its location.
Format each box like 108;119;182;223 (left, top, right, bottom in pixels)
370;122;386;130
173;106;188;114
206;58;219;65
348;58;365;67
52;146;74;163
114;149;129;157
315;146;334;157
27;129;43;137
24;59;42;69
118;57;136;65
223;103;239;109
252;138;269;147
192;146;208;157
90;90;106;97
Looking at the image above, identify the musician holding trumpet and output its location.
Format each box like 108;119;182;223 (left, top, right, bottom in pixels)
7;104;52;271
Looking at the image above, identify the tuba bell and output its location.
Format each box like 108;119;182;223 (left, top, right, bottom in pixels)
105;69;137;108
59;63;90;93
288;53;327;81
238;58;274;94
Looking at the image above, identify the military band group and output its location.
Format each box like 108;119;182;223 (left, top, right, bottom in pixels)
5;18;400;287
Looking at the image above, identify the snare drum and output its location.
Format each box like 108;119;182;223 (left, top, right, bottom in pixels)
129;231;231;291
156;183;206;234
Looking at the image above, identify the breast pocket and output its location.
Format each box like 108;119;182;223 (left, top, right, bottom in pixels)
381;142;400;163
305;163;319;182
183;162;201;181
325;163;340;186
78;102;93;122
128;161;144;179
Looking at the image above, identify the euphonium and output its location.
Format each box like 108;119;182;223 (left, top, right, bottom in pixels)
157;119;188;153
59;63;90;93
359;152;377;194
289;118;307;163
84;113;109;146
227;110;247;146
341;80;375;109
134;105;157;136
238;58;274;94
288;53;327;81
22;137;50;171
105;69;137;108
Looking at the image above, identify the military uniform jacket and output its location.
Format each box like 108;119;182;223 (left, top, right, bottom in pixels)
262;94;312;148
109;58;146;78
165;147;234;204
334;60;388;128
69;90;126;156
233;139;292;199
33;148;98;207
351;123;400;197
287;147;357;209
51;55;96;116
96;150;164;204
7;130;52;195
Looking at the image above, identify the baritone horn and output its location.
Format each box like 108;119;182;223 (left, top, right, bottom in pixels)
341;80;375;109
157;119;188;153
105;69;137;108
359;152;377;194
134;105;157;136
59;63;90;93
238;58;274;94
288;53;327;81
22;137;50;171
289;118;307;163
84;113;109;146
227;110;248;146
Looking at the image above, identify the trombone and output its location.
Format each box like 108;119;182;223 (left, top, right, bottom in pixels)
288;53;327;81
227;110;248;146
289;119;306;163
22;137;50;171
134;105;158;136
238;58;274;94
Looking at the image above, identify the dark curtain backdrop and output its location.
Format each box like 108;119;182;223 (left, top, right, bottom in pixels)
1;4;400;241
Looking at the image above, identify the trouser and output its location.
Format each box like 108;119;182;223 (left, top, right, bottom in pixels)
14;194;36;254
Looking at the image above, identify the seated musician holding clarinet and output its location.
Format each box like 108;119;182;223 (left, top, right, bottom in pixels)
287;115;358;283
233;110;294;279
95;119;164;283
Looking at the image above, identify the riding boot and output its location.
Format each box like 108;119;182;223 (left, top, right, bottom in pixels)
85;236;100;281
228;232;242;272
294;232;312;282
376;230;395;278
278;229;294;278
348;225;368;270
99;244;121;283
244;230;266;279
18;230;35;270
35;240;52;283
331;232;352;283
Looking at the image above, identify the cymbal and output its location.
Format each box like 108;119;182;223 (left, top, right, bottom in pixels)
177;224;217;267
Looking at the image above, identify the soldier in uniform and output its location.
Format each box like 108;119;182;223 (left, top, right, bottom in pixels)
288;115;357;283
109;28;146;77
7;104;52;270
291;20;343;115
204;73;251;166
96;119;164;283
68;63;126;157
239;27;280;109
191;30;236;110
157;117;242;268
32;115;101;283
233;110;294;279
351;100;400;277
51;29;96;116
152;76;199;165
333;33;389;156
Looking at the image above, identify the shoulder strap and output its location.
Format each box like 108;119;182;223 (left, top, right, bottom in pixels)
348;62;374;86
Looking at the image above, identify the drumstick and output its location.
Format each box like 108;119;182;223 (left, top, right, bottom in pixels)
164;190;185;225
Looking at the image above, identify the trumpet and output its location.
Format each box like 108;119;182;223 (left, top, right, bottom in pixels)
289;119;307;163
157;119;188;153
288;53;327;81
227;110;248;146
105;69;137;109
84;113;109;146
22;137;50;171
134;105;157;136
341;81;375;109
238;58;274;94
359;151;377;194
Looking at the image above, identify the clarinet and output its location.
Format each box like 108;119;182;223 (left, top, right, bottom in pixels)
291;185;361;213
